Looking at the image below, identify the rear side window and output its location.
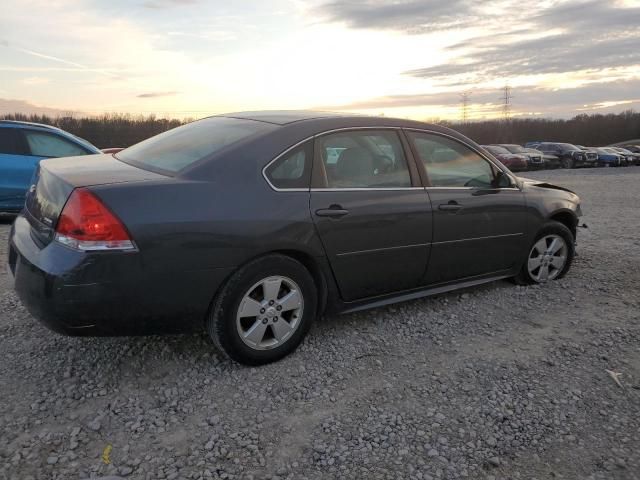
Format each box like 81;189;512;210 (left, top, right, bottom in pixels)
264;141;312;190
316;130;411;188
23;131;89;157
0;128;28;155
117;117;275;174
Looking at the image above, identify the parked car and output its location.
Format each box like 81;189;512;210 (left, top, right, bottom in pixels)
593;148;622;167
622;145;640;154
575;145;602;166
610;147;640;166
495;144;544;170
524;147;561;169
601;147;631;166
481;145;528;171
0;120;100;213
9;111;582;365
535;142;598;169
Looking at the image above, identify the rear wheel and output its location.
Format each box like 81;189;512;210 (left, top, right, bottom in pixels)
514;221;574;285
207;254;317;365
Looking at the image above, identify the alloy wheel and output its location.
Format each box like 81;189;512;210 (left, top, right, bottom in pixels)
236;276;304;350
527;234;568;282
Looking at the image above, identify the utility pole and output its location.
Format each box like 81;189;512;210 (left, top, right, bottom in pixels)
499;84;513;142
459;91;471;124
500;84;513;121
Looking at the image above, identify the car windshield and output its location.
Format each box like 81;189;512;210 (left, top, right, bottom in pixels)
485;145;509;154
116;117;274;173
503;144;526;153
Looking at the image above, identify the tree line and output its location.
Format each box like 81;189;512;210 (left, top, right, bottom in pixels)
447;110;640;146
3;110;640;148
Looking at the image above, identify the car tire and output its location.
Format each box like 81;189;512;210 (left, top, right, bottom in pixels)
513;221;575;286
561;157;574;169
207;254;317;365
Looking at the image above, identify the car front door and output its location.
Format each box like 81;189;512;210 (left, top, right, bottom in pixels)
310;129;433;301
0;128;43;212
405;130;526;285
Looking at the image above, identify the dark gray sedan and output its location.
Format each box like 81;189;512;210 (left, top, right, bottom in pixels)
8;112;582;364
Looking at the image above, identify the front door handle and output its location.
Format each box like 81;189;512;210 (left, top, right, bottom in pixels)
315;205;349;217
438;201;463;212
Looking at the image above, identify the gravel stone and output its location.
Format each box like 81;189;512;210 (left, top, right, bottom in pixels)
1;168;639;479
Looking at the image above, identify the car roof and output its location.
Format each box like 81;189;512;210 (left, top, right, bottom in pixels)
216;110;354;126
0;119;65;132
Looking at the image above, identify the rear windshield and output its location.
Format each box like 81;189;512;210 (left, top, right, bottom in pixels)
485;145;509;154
116;117;274;173
557;143;580;151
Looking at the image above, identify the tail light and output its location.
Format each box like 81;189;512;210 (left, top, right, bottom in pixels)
55;188;135;251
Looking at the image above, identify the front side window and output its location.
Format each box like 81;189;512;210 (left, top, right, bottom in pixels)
316;130;411;188
117;117;275;174
0;128;28;155
408;132;501;188
23;131;89;157
264;142;312;189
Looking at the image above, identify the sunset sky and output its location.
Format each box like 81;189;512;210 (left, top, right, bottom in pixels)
1;0;639;121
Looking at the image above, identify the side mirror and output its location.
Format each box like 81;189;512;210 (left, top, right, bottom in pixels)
494;170;512;188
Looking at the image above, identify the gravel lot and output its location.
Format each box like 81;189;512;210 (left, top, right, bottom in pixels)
1;167;639;480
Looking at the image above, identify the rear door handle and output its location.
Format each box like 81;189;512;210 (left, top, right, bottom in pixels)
438;202;463;212
315;205;349;217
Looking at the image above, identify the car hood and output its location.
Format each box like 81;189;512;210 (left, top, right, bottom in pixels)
517;177;578;195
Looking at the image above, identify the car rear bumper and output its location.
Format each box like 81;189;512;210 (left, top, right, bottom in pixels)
9;214;234;336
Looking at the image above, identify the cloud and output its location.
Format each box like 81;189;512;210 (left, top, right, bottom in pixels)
0;98;84;117
405;1;640;84
136;91;179;98
2;40;122;79
315;0;480;33
22;76;49;86
143;0;198;9
317;0;640;87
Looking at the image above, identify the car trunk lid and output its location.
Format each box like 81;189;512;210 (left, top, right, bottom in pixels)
24;154;168;246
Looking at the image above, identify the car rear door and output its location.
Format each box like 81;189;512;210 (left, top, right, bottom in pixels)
405;130;526;285
310;128;433;301
0;127;43;211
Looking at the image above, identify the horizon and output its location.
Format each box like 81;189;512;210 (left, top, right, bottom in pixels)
1;0;640;121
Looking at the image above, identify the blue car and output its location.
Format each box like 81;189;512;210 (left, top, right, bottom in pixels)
0;120;100;212
593;147;622;167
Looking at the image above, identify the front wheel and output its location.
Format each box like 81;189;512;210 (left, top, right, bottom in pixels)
514;221;575;285
207;254;317;365
562;157;574;169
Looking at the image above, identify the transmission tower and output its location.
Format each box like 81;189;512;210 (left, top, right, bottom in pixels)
500;85;513;121
459;91;471;124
